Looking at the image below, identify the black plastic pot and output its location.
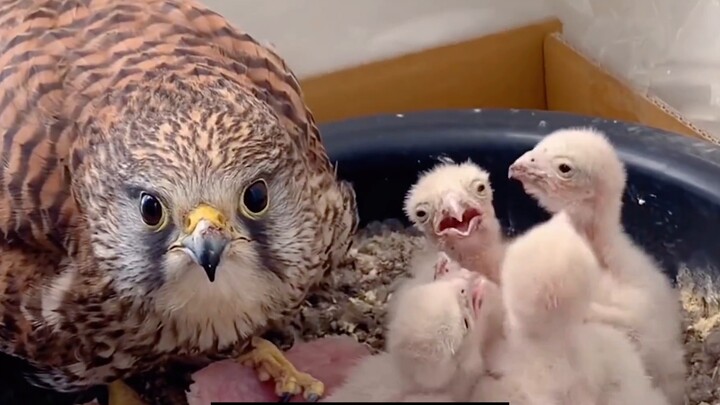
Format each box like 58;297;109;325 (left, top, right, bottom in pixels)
319;108;720;282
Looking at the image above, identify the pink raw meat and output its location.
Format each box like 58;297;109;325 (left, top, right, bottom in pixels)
187;335;371;404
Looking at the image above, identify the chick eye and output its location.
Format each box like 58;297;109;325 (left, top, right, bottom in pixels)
558;163;572;174
415;205;430;223
463;318;470;330
471;180;487;195
241;179;269;217
139;192;165;228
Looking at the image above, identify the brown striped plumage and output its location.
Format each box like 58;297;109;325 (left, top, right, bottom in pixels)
0;0;358;397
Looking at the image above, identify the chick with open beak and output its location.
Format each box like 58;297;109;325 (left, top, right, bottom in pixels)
404;160;505;283
176;204;232;282
432;191;484;238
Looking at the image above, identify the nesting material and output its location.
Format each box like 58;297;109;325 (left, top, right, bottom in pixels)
678;267;720;404
287;219;425;353
289;219;720;405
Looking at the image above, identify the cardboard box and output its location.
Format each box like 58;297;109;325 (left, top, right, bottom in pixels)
299;18;715;144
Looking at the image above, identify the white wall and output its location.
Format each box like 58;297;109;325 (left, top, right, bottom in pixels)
203;0;720;140
202;0;553;78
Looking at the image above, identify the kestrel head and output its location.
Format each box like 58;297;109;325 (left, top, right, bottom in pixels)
69;75;328;333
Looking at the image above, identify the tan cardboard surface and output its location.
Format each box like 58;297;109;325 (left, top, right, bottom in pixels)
298;18;709;143
300;19;561;124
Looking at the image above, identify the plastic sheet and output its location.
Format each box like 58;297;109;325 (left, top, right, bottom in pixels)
546;0;720;140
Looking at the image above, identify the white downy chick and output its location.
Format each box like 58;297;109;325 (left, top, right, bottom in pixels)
386;246;444;321
508;127;685;404
395;244;469;298
404;160;505;284
432;257;507;376
387;273;499;401
432;251;463;281
327;274;497;402
473;212;670;405
389;251;506;357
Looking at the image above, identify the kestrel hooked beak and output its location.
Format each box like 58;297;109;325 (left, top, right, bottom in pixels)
178;204;231;282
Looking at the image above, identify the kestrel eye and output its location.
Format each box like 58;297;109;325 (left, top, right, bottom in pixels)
241;179;269;217
463;318;470;330
139;192;165;228
477;183;486;193
558;163;572;174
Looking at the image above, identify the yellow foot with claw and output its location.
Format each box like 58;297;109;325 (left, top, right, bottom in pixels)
108;380;148;405
237;336;324;402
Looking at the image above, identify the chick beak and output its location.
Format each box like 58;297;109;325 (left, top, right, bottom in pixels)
182;204;230;282
508;153;536;180
433;193;484;237
442;194;466;223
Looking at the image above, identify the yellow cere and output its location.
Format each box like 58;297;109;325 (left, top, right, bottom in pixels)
185;204;228;233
